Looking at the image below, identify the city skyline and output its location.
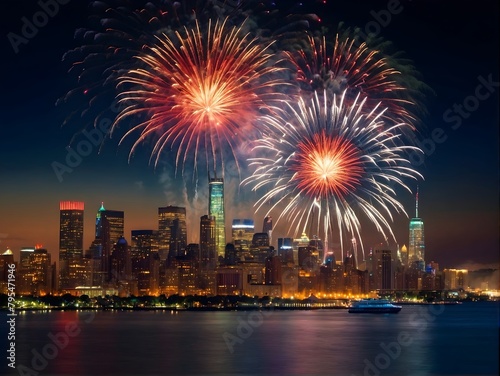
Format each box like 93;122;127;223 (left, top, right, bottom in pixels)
0;192;485;273
0;1;498;271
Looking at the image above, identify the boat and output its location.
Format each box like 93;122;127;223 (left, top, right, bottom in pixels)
348;299;402;313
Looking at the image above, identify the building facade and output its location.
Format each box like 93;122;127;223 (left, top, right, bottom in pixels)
59;201;84;290
209;178;225;258
158;206;187;264
200;215;216;269
408;189;425;269
232;219;254;261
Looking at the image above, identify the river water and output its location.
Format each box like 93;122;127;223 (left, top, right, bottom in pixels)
3;302;499;375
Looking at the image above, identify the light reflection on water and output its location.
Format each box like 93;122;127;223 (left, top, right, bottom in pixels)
7;302;499;376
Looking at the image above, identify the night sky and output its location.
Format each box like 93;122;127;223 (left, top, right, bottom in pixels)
0;0;498;270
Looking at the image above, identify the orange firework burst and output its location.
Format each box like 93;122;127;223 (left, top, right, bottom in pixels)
292;131;363;198
113;17;287;174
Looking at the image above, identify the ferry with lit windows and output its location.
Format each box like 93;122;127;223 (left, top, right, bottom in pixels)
348;299;402;313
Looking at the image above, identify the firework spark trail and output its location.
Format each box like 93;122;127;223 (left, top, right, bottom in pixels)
112;17;288;177
59;1;322;167
243;90;423;261
58;0;249;148
285;33;418;135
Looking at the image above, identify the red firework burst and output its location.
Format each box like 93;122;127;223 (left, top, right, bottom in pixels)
286;33;416;128
113;17;287;174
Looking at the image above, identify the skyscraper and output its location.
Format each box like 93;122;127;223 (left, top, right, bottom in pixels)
0;249;15;295
251;232;270;263
29;248;53;296
131;230;160;296
209;177;225;258
98;205;124;277
200;215;216;269
265;254;282;285
262;216;272;243
169;218;185;259
278;237;294;264
18;247;35;293
400;244;408;267
131;230;159;258
372;249;393;291
59;201;84;290
95;202;105;238
109;236;131;282
232;219;254;260
158;206;187;264
199;215;217;295
408;188;425;270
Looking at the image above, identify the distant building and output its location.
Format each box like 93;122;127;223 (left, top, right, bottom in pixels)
174;257;197;296
131;230;160;296
408;188;425;269
309;236;324;263
169;218;185;260
110;236;136;296
224;243;238;266
443;268;469;290
252;233;269;247
200;215;216;269
131;230;159;258
400;244;408;267
110;236;131;282
250;233;270;263
372;249;393;291
59;201;84;290
281;265;299;298
18;247;35;293
278;237;294;264
262;216;272;243
209;178;225;258
29;248;54;296
232;219;254;261
298;245;319;271
185;243;199;261
14;247;56;296
265;255;282;285
216;266;243;295
97;204;124;280
158;206;187;264
0;249;15;294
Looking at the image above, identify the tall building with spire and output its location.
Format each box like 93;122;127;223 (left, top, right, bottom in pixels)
408;187;425;270
59;201;84;290
95;202;105;238
97;203;124;278
209;177;225;258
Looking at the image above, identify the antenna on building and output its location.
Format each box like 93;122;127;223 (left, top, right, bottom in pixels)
415;185;419;218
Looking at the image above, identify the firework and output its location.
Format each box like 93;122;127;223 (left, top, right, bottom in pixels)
58;0;318;127
285;33;420;132
58;0;238;143
243;90;423;260
112;17;287;175
58;0;323;169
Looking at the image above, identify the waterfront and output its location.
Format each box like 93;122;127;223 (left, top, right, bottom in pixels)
2;302;498;375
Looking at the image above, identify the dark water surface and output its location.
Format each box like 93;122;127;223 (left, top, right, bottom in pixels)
2;302;499;375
